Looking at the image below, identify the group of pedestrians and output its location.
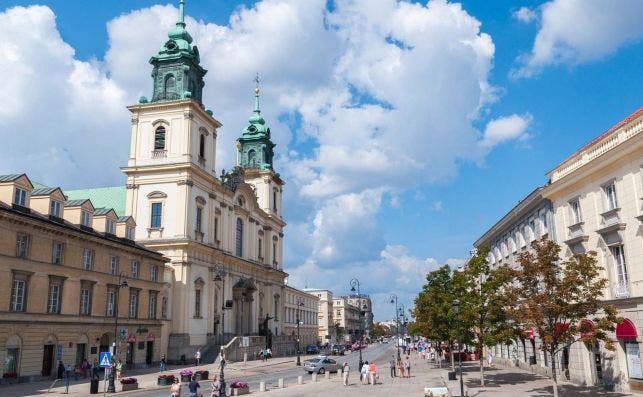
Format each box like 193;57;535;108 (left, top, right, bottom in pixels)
388;355;412;378
169;373;221;397
340;360;381;387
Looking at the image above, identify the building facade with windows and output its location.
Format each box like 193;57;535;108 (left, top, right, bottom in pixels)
344;294;374;338
304;289;336;344
0;174;170;380
282;286;319;347
333;297;361;342
543;107;643;392
63;2;287;362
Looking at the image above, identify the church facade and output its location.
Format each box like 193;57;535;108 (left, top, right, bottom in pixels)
68;0;288;361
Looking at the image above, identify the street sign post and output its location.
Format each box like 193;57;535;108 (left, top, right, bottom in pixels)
99;352;112;368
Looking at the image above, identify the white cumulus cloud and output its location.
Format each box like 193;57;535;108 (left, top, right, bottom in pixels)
514;0;643;78
512;7;537;23
481;113;532;150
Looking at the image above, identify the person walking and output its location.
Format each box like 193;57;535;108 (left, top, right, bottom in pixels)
188;376;201;397
360;361;369;384
397;358;405;378
170;377;181;397
368;361;377;385
115;359;123;381
210;374;220;397
160;354;167;372
56;361;65;380
195;349;202;366
342;362;350;386
389;356;396;378
404;357;411;378
487;348;494;368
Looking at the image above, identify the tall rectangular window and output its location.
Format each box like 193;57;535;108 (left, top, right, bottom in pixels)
235;218;243;257
109;256;118;275
273;242;277;264
131;261;139;279
50;200;61;217
13;188;27;206
106;219;115;234
10;278;26;312
16;234;30;259
149;292;157;319
540;213;548;235
83;249;93;271
196;207;203;232
129;290;139;318
52;242;64;264
125;226;134;240
80;211;91;227
106;287;116;317
150;202;162;228
258;238;262;259
570;199;582;224
214;218;219;241
150;265;158;282
47;280;62;314
79;283;93;316
611;245;629;285
199;134;205;158
194;289;202;317
604;182;618;211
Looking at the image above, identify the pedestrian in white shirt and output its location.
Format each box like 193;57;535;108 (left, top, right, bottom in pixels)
360;361;369;385
342;362;350;386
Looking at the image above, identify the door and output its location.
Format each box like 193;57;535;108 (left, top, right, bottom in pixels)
146;341;153;365
99;334;110;354
126;342;135;365
76;344;86;366
592;342;603;385
42;344;54;377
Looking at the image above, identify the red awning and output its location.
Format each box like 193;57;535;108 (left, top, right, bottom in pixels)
616;319;638;339
580;319;595;340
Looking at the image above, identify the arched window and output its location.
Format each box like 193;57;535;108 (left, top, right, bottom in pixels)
164;74;175;97
247;150;256;167
235;218;244;257
154;126;166;150
199;134;206;158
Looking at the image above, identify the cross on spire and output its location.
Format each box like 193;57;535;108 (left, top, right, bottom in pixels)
254;73;261;113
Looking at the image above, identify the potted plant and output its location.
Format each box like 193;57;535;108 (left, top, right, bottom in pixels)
179;369;193;383
157;374;175;386
230;380;249;396
120;377;138;391
194;370;209;381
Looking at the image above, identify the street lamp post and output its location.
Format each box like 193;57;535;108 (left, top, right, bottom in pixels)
349;278;364;370
296;297;304;366
452;299;464;397
107;273;128;393
390;294;401;361
213;265;228;397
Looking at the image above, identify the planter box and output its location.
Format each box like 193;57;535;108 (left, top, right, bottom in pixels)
232;387;250;396
158;377;173;386
181;375;192;382
121;382;139;391
195;371;209;381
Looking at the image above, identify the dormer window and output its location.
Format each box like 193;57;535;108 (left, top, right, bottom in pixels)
50;200;61;217
154;126;166;150
237;196;245;207
13;188;27;207
106;219;115;235
80;211;91;227
126;226;134;240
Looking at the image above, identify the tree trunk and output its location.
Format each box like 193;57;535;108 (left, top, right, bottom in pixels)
550;348;558;397
480;345;485;386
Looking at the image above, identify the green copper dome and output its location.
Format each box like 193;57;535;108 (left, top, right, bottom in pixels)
238;78;276;171
148;0;206;106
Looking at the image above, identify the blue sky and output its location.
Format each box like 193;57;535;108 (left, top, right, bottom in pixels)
1;0;642;319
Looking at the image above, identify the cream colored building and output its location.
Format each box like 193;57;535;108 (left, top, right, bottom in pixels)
345;294;374;337
64;2;288;362
543;107;643;392
0;174;170;381
304;289;335;344
282;286;319;347
333;297;361;342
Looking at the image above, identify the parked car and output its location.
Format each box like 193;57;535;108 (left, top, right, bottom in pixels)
305;344;320;354
330;344;346;355
351;342;365;351
303;357;338;374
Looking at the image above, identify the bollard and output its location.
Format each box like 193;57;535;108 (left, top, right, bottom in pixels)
259;381;266;392
325;371;330;379
298;375;303;385
278;378;285;388
312;373;317;382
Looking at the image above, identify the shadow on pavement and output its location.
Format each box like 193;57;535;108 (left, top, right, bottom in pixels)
466;371;548;389
526;384;631;397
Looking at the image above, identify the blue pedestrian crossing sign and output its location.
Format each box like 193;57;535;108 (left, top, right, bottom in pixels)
99;352;112;368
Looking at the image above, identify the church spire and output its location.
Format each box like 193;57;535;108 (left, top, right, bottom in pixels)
254;73;261;114
177;0;185;25
237;74;276;171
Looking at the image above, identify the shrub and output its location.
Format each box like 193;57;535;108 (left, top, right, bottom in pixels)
230;380;248;388
179;369;194;377
120;377;137;384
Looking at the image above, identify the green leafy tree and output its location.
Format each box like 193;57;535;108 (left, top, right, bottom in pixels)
460;247;515;386
509;238;620;397
412;265;473;370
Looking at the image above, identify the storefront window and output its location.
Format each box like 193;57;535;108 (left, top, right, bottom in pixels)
626;342;643;379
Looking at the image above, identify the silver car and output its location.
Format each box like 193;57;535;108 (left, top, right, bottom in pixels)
303;357;338;374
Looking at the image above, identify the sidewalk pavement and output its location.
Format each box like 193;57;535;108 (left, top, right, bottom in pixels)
0;356;296;397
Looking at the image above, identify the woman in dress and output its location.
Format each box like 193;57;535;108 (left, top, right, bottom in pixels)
170;377;181;397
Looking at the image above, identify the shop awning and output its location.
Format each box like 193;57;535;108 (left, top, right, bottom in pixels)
616;319;638;339
580;319;595;340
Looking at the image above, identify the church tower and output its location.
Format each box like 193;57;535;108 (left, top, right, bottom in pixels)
237;77;285;223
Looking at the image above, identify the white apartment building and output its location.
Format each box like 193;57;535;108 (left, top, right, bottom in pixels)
282;285;319;347
304;289;335;344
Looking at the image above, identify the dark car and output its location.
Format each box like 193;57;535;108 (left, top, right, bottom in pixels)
330;344;346;355
305;344;320;354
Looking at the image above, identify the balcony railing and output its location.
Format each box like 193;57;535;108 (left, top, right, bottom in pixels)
614;281;630;299
151;149;167;158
